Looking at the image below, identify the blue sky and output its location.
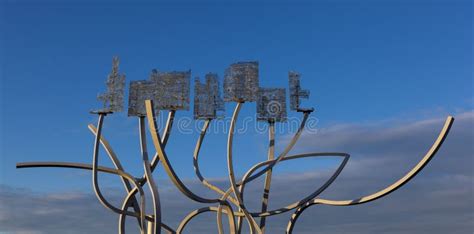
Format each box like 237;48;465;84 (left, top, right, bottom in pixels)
0;1;472;232
2;0;472;189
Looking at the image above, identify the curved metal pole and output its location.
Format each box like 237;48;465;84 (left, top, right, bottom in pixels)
193;119;239;206
285;116;455;233
183;151;350;233
150;110;176;171
176;205;237;234
88;124;133;191
245;153;349;217
28;113;145;229
192;111;312;233
92;113;145;231
259;121;274;234
215;151;349;233
119;188;145;234
17;162;129;175
139;116;162;234
244;111;310;183
224;102;261;234
17;154;344;233
146;101;237;233
215;203;239;234
145;100;221;204
91;114;146;234
119;110;175;233
88;124;144;229
16;161;176;233
16;151;347;220
234;111;311;231
192;119;211;184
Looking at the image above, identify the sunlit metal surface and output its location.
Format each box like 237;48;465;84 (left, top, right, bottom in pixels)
285;116;455;233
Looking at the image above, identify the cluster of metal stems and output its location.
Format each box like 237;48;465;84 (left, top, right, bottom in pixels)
17;100;454;234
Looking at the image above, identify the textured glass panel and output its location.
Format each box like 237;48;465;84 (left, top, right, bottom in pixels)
289;71;310;111
127;79;160;116
151;69;190;110
223;61;259;102
96;57;126;113
257;88;287;122
194;73;225;119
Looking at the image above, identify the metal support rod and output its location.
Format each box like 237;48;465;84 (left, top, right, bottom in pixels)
139;116;162;234
147;220;155;234
145;100;221;204
192;119;239;206
119;111;175;234
259;121;275;233
244;111;311;183
90;114;146;234
150;110;176;171
178;152;350;233
233;111;311;232
15;161;175;233
222;102;262;234
145;100;237;234
88;124;144;229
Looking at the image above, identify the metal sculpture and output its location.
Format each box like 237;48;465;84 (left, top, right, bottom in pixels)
151;69;191;111
257;88;287;122
194;73;225;119
17;57;454;234
96;56;126;113
224;61;259;102
128;79;159;117
289;71;313;112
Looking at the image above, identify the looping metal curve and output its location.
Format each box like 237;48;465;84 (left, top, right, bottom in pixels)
285;116;455;233
15;161;176;233
177;152;350;233
118;111;175;234
91;114;147;234
15;100;454;234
